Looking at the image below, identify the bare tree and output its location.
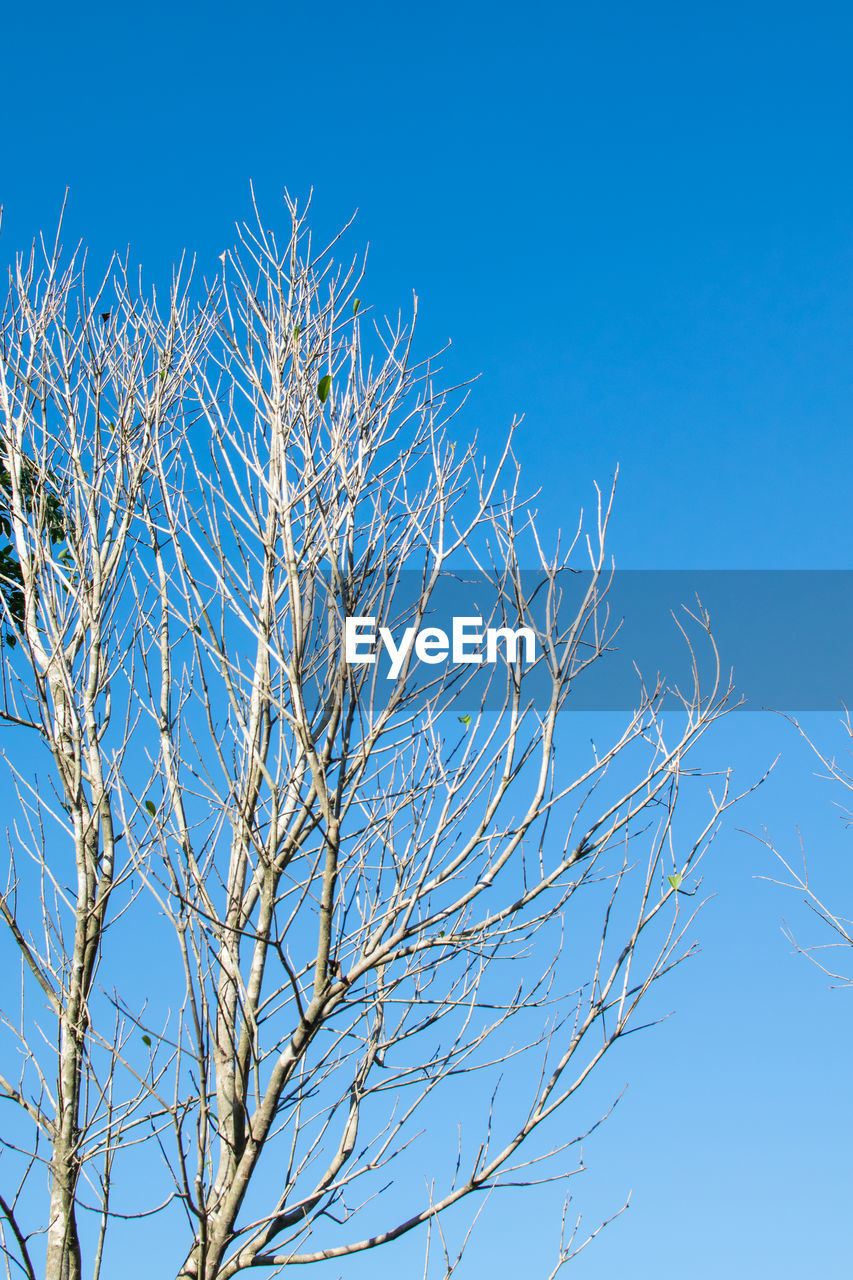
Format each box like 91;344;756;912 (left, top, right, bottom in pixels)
0;197;741;1280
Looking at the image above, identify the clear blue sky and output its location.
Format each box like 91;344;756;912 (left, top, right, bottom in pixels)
2;1;853;1275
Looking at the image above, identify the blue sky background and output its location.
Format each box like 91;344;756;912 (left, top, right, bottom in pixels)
2;1;853;1275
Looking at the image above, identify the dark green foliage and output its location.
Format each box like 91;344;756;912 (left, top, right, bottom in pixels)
0;457;67;647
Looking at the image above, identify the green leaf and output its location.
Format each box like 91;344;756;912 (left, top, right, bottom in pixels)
458;714;471;728
141;1034;152;1048
352;298;361;316
667;872;683;891
144;800;156;818
292;322;301;339
317;374;332;404
0;456;68;641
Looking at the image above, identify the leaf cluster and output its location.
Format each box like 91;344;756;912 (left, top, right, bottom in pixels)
0;456;67;646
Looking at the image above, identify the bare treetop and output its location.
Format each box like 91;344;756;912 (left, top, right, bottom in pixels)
0;197;743;1280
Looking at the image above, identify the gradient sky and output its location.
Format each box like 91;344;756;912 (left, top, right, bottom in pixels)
2;2;853;1276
